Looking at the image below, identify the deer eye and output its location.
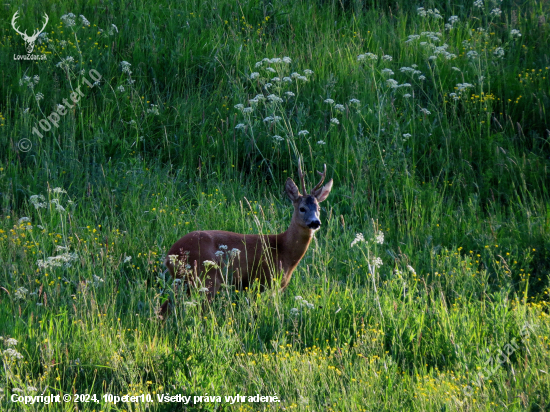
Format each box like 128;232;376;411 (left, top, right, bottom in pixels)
299;207;306;212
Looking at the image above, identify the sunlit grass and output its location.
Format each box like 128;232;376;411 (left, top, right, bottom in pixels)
1;0;549;410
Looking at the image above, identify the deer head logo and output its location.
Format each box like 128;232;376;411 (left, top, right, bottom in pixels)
11;11;49;54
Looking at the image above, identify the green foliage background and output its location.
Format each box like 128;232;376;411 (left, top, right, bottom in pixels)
0;0;549;410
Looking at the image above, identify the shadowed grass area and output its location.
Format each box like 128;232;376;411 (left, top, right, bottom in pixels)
1;0;549;410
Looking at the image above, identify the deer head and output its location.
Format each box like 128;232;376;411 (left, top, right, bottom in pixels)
12;11;49;54
285;159;333;231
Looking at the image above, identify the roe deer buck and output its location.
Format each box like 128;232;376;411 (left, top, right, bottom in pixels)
163;161;333;306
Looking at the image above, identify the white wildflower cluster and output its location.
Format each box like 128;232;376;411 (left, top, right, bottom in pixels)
324;98;335;105
330;118;339;125
466;50;479;59
215;243;239;260
49;198;66;212
17;217;33;231
3;348;23;360
117;85;125;93
250;72;260;80
82;275;104;288
372;257;383;268
29;194;47;209
417;7;443;19
202;260;218;270
254;57;292;68
35;92;44;101
405;34;421;43
317;140;326;145
493;47;505;58
351;233;365;247
19;75;40;89
474;0;484;8
432;44;457;60
120;61;132;74
334;104;345;112
60;13;76;27
445;15;459;31
285;91;295;97
403;93;412;98
37;252;78;269
510;29;522;38
382;55;393;61
403;133;412;141
14;287;28;300
420;108;431;115
55;56;74;70
490;8;502;17
456;83;474;92
147;104;160;115
79;15;90;26
399;67;422;76
386;79;411;89
267;94;283;103
235;123;246;130
381;68;394;76
349;98;360;104
37;32;49;45
263;115;282;123
298;130;309;136
5;338;18;346
374;231;384;244
386;79;399;88
421;31;443;42
418;75;426;81
294;295;314;310
407;265;416;275
273;135;284;142
357;52;378;62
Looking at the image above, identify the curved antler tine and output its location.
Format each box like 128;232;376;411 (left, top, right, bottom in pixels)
311;164;327;194
41;13;49;31
297;156;307;194
11;11;25;36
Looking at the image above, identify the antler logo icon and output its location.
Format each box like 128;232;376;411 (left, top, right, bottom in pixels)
11;11;49;54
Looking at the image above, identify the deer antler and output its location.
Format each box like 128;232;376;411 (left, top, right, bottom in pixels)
11;11;48;41
297;156;307;195
310;164;327;194
29;13;49;42
11;11;28;39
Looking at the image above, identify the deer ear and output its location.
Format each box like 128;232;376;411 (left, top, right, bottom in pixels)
312;178;333;202
285;178;301;201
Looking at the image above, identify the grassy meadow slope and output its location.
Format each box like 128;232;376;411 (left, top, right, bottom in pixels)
1;0;550;410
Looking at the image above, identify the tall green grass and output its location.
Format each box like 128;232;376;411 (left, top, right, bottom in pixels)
1;0;549;410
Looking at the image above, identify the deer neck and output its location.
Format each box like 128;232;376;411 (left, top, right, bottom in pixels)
279;218;314;272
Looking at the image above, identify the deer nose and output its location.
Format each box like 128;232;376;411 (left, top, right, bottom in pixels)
307;220;321;229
